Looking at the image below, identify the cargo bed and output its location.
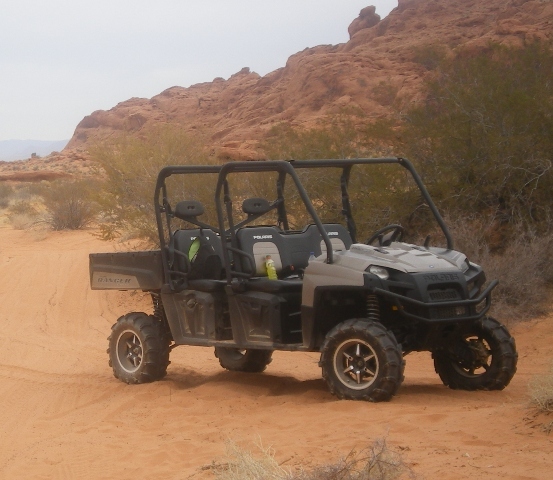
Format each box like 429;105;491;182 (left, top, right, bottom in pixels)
89;250;163;290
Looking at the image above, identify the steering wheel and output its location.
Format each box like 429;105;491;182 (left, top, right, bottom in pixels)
366;224;405;247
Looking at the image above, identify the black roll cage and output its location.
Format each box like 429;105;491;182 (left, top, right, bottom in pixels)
153;157;453;286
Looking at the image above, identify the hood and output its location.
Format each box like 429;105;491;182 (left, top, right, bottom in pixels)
338;242;468;274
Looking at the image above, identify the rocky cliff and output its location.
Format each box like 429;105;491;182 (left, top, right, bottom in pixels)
31;0;553;164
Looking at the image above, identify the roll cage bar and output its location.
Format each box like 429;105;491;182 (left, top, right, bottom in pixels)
153;158;454;285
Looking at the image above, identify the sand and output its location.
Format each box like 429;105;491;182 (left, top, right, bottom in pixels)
0;226;552;479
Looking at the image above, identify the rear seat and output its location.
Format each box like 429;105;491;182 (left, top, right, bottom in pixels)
170;228;226;291
172;228;224;265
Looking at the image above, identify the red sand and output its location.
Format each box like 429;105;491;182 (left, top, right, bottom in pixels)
0;227;551;479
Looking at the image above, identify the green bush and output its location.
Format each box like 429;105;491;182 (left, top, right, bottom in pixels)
42;179;97;230
398;41;553;232
91;125;216;244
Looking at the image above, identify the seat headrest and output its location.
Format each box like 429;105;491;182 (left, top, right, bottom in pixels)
242;198;271;215
174;201;204;219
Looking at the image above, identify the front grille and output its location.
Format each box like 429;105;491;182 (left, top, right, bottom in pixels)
428;288;465;319
428;288;460;302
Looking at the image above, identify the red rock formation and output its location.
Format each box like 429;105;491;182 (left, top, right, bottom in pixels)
51;0;553;162
348;6;381;38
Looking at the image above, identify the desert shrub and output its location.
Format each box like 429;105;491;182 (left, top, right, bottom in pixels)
8;200;38;216
263;113;370;161
529;362;553;413
398;41;553;232
91;125;216;244
0;183;14;208
213;437;413;480
410;44;448;71
41;179;97;230
7;201;40;230
446;214;553;322
371;81;400;107
8;214;36;230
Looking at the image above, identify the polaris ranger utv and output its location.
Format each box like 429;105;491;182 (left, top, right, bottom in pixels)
90;158;517;402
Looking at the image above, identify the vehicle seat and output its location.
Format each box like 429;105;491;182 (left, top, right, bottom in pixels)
234;226;302;293
168;201;225;291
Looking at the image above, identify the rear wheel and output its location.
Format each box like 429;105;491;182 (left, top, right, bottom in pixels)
320;319;404;402
108;312;170;384
214;347;273;373
432;316;517;390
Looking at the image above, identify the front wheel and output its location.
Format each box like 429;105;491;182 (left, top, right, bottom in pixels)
320;319;404;402
108;312;170;384
214;347;273;373
432;316;517;390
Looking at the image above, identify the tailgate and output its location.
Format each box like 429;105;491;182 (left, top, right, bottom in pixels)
89;250;164;290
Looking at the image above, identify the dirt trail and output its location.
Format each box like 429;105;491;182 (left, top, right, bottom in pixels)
0;226;552;479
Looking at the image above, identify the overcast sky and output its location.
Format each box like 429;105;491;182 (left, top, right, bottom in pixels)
0;1;397;142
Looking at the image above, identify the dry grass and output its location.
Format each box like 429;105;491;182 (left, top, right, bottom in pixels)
291;438;413;480
209;437;414;480
445;214;553;323
213;440;289;480
529;363;553;414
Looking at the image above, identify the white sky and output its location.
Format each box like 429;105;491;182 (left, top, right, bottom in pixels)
0;1;397;141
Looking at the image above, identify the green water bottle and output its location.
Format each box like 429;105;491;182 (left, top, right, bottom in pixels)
265;255;277;280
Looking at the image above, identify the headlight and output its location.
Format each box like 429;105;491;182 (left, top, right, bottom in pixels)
368;265;389;280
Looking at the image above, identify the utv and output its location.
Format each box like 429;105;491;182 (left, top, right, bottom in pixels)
90;158;517;402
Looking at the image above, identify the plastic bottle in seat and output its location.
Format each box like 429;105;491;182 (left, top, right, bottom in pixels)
265;255;278;279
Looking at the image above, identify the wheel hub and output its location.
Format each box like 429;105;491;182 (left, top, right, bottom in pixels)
450;336;491;376
116;330;143;373
468;339;489;367
333;339;379;391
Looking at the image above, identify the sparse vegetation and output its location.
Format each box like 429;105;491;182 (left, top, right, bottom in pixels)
211;437;413;480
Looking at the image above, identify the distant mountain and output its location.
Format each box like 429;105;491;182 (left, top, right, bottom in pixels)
0;139;69;161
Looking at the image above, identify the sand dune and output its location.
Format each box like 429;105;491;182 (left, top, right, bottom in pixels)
0;226;552;479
